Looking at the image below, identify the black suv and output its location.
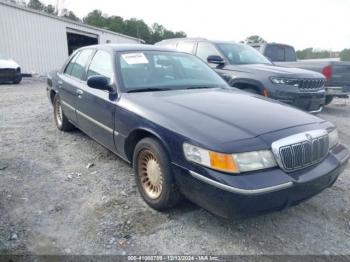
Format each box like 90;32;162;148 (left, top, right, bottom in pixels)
155;38;326;113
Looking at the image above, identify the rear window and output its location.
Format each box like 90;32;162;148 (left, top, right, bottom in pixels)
265;45;285;61
264;45;296;62
285;46;297;61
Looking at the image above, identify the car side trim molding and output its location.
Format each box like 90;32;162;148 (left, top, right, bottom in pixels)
61;100;75;111
189;171;293;195
76;110;114;134
61;100;116;135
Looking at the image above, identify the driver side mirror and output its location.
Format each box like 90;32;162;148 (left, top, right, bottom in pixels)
87;75;114;92
207;55;225;65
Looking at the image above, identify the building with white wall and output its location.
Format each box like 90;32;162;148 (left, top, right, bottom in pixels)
0;1;143;75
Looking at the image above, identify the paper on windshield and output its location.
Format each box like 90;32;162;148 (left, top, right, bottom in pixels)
121;53;149;65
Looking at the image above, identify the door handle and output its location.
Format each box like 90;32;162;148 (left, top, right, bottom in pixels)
76;89;84;95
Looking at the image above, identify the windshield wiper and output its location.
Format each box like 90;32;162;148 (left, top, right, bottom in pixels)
127;87;172;93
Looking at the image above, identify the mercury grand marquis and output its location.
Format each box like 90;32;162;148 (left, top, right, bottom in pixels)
47;44;349;217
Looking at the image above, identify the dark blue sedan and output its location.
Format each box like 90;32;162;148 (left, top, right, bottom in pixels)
47;44;349;217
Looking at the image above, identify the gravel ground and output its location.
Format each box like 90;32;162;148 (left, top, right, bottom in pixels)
0;79;350;256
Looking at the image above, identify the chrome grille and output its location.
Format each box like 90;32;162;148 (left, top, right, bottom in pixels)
298;79;325;92
271;130;329;172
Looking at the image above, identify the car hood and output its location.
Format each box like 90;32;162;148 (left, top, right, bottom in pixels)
0;59;19;69
225;63;324;78
120;88;324;147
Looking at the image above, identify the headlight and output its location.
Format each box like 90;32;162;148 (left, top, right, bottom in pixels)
270;77;299;87
233;150;277;172
183;143;277;174
328;129;339;149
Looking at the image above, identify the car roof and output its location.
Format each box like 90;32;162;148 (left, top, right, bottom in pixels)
251;43;294;48
78;44;176;52
156;38;238;45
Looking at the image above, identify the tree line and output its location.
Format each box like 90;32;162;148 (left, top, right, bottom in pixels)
6;0;186;44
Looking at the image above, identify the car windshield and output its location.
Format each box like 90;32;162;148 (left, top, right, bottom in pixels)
0;53;6;59
217;43;271;65
117;51;227;92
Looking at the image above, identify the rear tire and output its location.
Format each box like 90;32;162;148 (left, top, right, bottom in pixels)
325;96;333;105
133;137;181;211
53;95;75;131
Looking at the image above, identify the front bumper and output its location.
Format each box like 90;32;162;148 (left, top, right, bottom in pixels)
0;68;21;83
325;86;350;98
172;143;349;218
272;90;326;113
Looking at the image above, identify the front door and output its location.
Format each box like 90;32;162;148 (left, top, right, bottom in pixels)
75;50;116;151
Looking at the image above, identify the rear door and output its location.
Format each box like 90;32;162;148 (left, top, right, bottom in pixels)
75;49;117;151
58;49;94;124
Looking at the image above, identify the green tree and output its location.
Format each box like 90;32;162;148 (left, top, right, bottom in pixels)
27;0;44;11
107;16;125;34
296;48;312;59
61;9;80;21
124;18;152;43
245;35;266;44
83;10;109;28
82;10;186;43
150;23;186;44
150;23;166;43
296;48;331;60
340;49;350;61
44;4;56;15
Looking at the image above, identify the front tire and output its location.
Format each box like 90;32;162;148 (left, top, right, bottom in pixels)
133;137;181;211
13;75;22;84
325;95;333;105
53;95;75;131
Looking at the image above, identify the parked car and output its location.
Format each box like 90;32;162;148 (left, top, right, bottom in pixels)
251;43;350;105
0;53;22;84
47;44;349;218
155;38;326;113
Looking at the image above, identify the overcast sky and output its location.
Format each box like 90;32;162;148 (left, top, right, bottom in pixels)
41;0;350;50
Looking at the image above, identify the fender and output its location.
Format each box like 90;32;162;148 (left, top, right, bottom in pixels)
124;126;173;165
229;78;265;93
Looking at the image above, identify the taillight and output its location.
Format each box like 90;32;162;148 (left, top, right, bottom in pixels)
322;65;332;81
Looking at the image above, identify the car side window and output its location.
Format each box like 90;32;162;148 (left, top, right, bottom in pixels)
64;52;79;75
196;42;222;62
265;45;284;61
87;50;113;82
177;41;195;54
69;49;94;80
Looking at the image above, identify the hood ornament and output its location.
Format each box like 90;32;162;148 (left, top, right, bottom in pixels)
305;133;313;141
